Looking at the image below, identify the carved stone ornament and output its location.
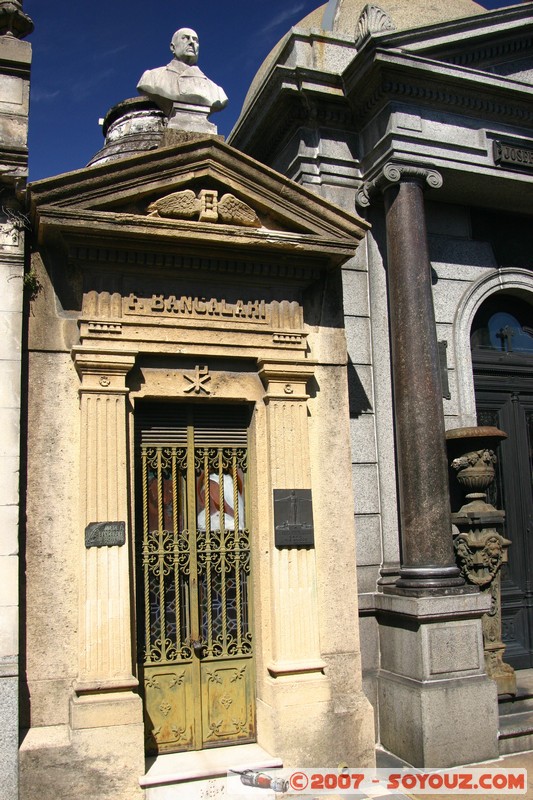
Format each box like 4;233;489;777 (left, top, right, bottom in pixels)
147;189;261;228
356;162;443;208
454;529;509;587
355;4;395;48
446;426;516;696
0;0;33;38
183;365;211;395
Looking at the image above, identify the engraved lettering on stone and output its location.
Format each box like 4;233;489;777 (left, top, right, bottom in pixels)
494;140;533;172
85;521;126;548
184;365;211;395
125;293;268;322
146;189;261;228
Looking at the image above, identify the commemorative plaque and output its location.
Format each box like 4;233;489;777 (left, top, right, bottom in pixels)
85;521;126;548
274;489;314;548
493;140;533;172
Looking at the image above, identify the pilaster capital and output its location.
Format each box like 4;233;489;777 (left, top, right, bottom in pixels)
356;162;443;208
72;347;137;393
258;359;315;401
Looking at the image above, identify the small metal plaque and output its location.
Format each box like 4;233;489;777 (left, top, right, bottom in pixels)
274;489;314;548
85;521;126;548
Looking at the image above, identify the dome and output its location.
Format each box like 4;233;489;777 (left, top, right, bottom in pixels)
298;0;486;36
241;0;487;114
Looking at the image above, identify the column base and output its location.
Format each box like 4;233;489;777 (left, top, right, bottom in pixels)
376;591;499;767
70;689;142;730
395;564;464;591
20;719;145;800
257;669;375;768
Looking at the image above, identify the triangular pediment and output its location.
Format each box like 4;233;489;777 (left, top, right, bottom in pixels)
28;137;368;266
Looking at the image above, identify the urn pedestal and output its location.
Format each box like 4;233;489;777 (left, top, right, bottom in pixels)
446;426;516;696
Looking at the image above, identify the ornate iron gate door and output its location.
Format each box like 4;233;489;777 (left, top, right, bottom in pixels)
138;406;255;754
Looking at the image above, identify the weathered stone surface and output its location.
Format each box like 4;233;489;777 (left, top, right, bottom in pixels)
0;675;18;800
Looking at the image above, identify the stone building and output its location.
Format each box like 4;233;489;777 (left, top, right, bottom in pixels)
4;0;533;798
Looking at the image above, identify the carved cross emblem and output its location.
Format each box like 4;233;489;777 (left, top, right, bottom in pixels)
184;365;211;395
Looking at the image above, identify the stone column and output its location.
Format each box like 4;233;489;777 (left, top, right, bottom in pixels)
357;164;499;767
71;348;142;729
360;163;462;590
259;361;323;676
0;5;32;798
257;360;375;767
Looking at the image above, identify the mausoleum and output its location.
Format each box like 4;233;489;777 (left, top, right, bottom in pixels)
1;1;533;798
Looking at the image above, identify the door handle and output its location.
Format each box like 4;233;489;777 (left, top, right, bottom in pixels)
191;638;206;659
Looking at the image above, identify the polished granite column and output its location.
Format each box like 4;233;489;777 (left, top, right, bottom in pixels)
373;164;463;591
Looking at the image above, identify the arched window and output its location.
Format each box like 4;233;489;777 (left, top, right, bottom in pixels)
471;295;533;355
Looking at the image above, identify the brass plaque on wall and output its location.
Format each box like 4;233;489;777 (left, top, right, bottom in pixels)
274;489;314;548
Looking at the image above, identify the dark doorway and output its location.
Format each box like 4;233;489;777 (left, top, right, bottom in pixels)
472;294;533;669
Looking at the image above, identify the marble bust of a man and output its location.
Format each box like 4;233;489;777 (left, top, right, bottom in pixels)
137;28;228;118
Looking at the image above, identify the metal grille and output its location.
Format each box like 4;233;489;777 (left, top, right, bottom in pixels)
137;404;255;754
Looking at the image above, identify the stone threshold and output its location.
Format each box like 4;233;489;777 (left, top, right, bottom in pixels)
140;743;282;789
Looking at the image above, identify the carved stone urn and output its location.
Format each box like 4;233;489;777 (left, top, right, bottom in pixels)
446;426;516;696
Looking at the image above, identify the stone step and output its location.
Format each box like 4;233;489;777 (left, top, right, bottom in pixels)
140;743;283;800
498;668;533;716
499;691;533;716
498;710;533;756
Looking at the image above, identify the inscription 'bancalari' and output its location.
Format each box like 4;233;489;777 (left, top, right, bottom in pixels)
125;293;267;321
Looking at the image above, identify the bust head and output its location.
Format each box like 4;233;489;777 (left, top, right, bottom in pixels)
170;28;199;65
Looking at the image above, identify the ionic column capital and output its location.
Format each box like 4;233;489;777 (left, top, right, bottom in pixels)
356;162;443;208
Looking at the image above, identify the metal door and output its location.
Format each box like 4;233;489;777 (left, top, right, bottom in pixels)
476;390;533;668
137;405;255;754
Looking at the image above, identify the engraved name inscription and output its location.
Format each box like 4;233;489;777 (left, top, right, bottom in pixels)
85;521;126;548
494;140;533;172
125;293;267;322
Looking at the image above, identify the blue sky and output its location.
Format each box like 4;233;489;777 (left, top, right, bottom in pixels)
24;0;518;182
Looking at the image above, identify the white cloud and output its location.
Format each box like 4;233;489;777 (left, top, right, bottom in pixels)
258;3;306;36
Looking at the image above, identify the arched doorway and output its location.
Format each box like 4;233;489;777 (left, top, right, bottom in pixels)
471;293;533;669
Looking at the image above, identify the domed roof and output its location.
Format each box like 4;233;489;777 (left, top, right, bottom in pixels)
298;0;486;36
241;0;486;115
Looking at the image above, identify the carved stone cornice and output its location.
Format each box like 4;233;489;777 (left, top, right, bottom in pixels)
443;35;533;70
356;162;443;207
352;72;533;130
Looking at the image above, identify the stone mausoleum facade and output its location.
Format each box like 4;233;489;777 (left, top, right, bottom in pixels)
1;0;533;798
